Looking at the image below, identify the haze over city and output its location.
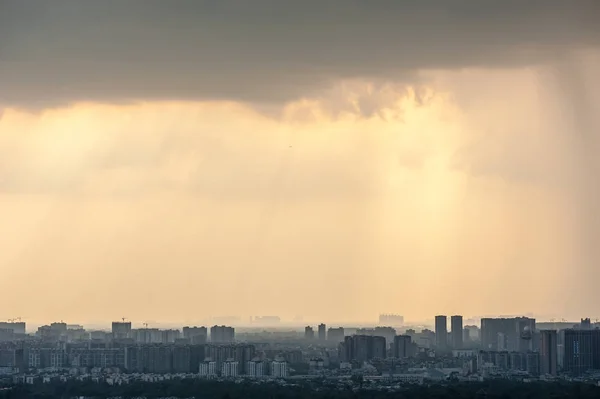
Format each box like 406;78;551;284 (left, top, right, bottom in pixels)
1;0;600;326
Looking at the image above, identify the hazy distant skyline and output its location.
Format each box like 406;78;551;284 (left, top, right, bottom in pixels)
1;1;599;323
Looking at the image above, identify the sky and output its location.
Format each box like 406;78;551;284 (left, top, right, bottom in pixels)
0;1;599;327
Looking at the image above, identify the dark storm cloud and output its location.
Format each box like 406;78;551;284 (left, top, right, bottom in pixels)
0;0;599;108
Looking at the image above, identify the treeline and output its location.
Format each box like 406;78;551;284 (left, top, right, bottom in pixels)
1;379;600;399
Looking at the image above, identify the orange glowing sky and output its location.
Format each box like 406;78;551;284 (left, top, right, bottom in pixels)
1;1;599;326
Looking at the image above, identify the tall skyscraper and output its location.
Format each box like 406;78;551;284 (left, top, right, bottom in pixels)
540;330;558;376
450;315;463;349
435;315;448;350
318;323;326;341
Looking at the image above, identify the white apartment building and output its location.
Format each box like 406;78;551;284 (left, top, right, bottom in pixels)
221;360;239;378
199;361;217;377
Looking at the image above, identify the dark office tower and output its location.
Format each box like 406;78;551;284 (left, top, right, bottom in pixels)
393;335;412;358
210;325;235;343
318;324;326;341
304;326;315;340
450;315;463;349
563;329;600;376
435;316;448;350
540;330;558;376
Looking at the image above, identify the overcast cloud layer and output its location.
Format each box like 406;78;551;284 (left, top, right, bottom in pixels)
1;0;599;108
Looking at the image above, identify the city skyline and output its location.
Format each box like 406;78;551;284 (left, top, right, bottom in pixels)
1;313;600;384
0;313;594;333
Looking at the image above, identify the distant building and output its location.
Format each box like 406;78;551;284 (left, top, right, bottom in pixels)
341;335;386;363
580;318;592;330
480;317;535;352
327;327;344;343
379;314;404;326
464;325;480;341
435;316;447;350
161;329;181;343
247;358;267;377
540;330;558;376
199;360;218;377
0;329;15;342
463;328;470;343
563;329;600;375
498;332;510;351
271;358;288;378
304;326;315;340
183;326;208;344
356;327;396;349
210;325;235;343
112;322;132;340
133;328;162;344
253;316;281;325
450;315;463;349
221;359;239;377
318;324;326;341
0;322;26;335
477;351;540;376
393;335;412;358
204;344;255;374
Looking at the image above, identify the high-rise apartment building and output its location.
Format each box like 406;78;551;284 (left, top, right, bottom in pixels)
199;360;218;377
341;335;386;363
435;316;448;350
318;324;326;341
111;321;132;340
393;335;412;358
247;358;267;377
304;326;315;340
221;359;239;377
271;358;288;378
183;326;208;344
540;330;558;376
450;315;463;349
327;327;344;343
210;325;235;343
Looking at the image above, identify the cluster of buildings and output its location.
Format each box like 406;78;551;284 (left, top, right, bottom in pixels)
198;357;288;378
1;315;600;383
0;321;291;379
